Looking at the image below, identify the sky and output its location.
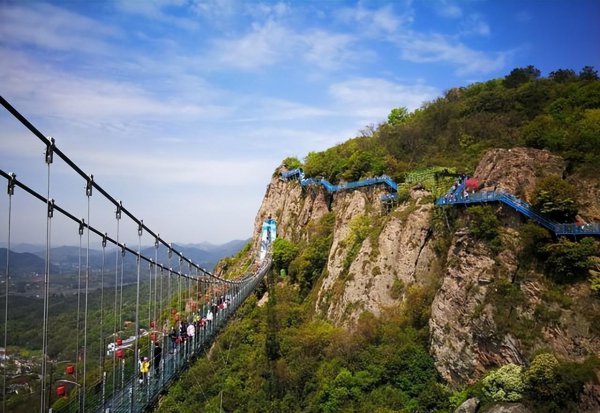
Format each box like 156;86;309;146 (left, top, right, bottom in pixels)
1;0;599;248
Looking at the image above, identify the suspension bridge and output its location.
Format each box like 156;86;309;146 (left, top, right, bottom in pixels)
0;96;274;413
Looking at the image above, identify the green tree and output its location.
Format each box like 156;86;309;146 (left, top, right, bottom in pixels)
549;69;577;83
282;156;302;170
542;237;599;283
272;238;299;272
503;65;541;88
532;175;578;222
481;364;525;402
519;222;551;261
524;353;560;400
467;205;501;250
579;65;599;80
387;107;409;126
590;257;600;295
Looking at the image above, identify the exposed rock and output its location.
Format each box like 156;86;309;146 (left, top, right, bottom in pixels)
254;151;599;391
482;403;532;413
579;382;600;413
474;147;563;203
430;233;525;385
455;397;480;413
316;192;436;326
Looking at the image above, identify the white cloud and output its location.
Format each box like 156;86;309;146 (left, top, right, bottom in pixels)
210;20;292;69
337;3;412;36
0;48;230;124
191;0;238;19
208;20;361;71
329;77;439;120
0;2;120;54
460;14;491;37
436;0;462;18
397;33;506;75
115;0;199;30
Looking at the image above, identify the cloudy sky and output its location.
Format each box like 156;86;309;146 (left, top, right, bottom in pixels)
1;0;599;248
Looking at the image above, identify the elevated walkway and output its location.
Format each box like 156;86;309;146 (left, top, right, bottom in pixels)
55;258;272;413
282;168;397;193
436;188;600;237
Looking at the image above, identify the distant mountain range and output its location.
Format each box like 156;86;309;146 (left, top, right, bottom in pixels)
0;239;250;278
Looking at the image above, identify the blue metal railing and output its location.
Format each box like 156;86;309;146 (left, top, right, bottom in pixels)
435;189;600;237
281;169;398;196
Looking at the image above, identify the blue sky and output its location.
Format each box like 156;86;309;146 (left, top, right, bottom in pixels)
1;0;599;247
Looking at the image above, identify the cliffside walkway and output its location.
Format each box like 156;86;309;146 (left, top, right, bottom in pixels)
281;168;398;193
436;181;600;237
281;167;600;237
0;96;273;413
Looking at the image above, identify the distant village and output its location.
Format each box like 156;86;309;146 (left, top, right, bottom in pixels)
0;347;39;396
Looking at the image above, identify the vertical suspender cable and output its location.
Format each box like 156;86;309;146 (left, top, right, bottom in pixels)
132;221;143;405
82;175;93;408
153;237;159;337
76;220;84;385
3;173;15;413
100;233;107;369
112;202;121;400
178;257;182;317
40;139;53;413
147;260;152;361
168;245;172;317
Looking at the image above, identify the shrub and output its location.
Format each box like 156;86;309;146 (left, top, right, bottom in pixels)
467;205;501;250
282;156;302;170
272;238;299;272
542;237;599;283
481;363;525;402
524;353;559;400
589;257;600;295
518;222;551;261
532;175;578;222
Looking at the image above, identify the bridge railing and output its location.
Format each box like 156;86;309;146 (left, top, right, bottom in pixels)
435;189;600;237
53;257;272;413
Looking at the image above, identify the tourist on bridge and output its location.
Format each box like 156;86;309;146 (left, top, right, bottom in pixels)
140;356;150;385
153;341;162;377
168;327;178;353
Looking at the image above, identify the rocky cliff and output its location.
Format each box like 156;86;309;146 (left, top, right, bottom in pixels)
253;148;600;392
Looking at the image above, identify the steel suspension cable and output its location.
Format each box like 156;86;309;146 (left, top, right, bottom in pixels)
100;233;107;370
82;177;92;408
147;260;152;362
2;174;15;413
132;221;143;405
112;203;121;402
76;221;84;386
40;142;53;413
153;237;159;341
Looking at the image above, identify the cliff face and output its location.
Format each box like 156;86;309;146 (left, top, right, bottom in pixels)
254;149;600;388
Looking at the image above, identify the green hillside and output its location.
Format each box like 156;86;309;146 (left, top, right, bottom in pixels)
156;66;600;413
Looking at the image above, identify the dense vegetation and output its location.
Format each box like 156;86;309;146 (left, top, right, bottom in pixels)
153;66;600;412
301;65;599;183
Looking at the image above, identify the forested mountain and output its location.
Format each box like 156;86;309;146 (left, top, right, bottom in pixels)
156;67;600;413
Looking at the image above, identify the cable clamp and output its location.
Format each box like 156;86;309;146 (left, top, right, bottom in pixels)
47;198;54;218
168;244;173;259
45;137;55;164
79;219;85;235
155;235;160;249
121;244;127;257
86;174;94;197
116;201;122;220
7;173;16;196
102;233;108;248
138;220;143;237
